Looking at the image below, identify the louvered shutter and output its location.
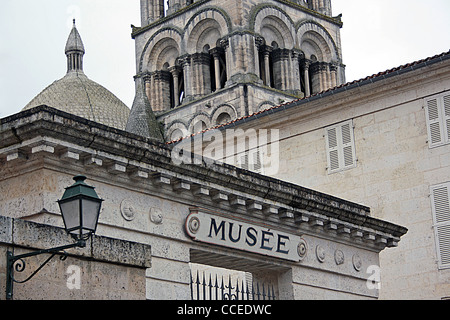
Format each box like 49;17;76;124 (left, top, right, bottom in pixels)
444;94;450;143
326;127;340;172
240;153;249;171
431;183;450;269
239;150;264;174
425;97;444;147
252;149;263;174
341;122;356;168
326;120;356;174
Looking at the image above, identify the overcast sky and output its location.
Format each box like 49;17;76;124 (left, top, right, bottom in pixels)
1;0;449;118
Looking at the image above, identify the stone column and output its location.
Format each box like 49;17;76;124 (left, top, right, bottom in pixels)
302;59;311;97
149;72;157;110
330;64;338;88
180;55;193;101
310;62;321;94
263;48;272;86
143;73;152;107
291;50;302;94
154;0;165;19
169;66;180;107
153;70;171;112
149;72;159;112
318;63;325;91
220;38;233;86
320;62;330;91
167;0;181;15
144;0;165;22
320;63;327;92
191;52;211;97
272;49;290;91
140;0;151;25
210;48;223;91
283;53;290;91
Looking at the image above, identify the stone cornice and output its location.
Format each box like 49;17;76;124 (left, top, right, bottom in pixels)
0;106;407;250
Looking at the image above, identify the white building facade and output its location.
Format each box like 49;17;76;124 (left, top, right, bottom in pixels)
203;51;450;299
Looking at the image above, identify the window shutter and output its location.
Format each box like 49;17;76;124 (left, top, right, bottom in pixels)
444;94;450;142
431;183;450;269
239;150;264;174
341;122;356;168
326;127;340;172
326;120;356;174
240;153;249;171
252;150;263;174
425;97;444;147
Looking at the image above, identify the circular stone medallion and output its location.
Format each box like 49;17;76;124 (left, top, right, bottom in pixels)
334;250;345;265
150;207;163;225
316;245;326;263
120;199;136;221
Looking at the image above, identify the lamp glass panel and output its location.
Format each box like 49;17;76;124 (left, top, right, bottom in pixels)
81;198;101;231
60;199;80;231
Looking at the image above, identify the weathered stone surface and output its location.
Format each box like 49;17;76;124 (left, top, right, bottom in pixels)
92;236;151;268
130;0;344;140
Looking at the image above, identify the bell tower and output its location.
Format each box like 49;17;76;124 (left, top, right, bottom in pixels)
127;0;345;141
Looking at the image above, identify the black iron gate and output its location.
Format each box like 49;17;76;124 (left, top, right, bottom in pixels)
190;271;276;300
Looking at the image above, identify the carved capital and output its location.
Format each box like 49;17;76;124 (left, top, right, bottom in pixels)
209;47;224;58
219;38;229;49
255;36;265;49
177;54;192;67
191;52;211;65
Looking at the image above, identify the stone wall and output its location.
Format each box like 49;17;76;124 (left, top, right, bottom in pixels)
0;216;150;300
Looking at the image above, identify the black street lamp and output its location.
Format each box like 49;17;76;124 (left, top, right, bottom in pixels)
58;175;103;241
5;175;103;300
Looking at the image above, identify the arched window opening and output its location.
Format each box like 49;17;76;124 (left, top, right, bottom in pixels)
216;112;232;126
193;120;208;133
170;128;185;141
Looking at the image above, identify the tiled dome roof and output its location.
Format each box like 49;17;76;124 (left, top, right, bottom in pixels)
23;72;130;130
23;20;130;130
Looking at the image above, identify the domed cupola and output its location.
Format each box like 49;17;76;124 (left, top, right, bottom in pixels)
23;20;130;131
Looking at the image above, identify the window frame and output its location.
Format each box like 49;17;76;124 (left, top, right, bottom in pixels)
324;119;357;174
430;182;450;270
424;92;450;149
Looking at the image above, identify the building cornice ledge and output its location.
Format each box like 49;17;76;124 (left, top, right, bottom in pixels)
0;106;408;249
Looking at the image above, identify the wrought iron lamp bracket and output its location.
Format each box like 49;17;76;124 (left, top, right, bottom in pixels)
6;239;86;300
